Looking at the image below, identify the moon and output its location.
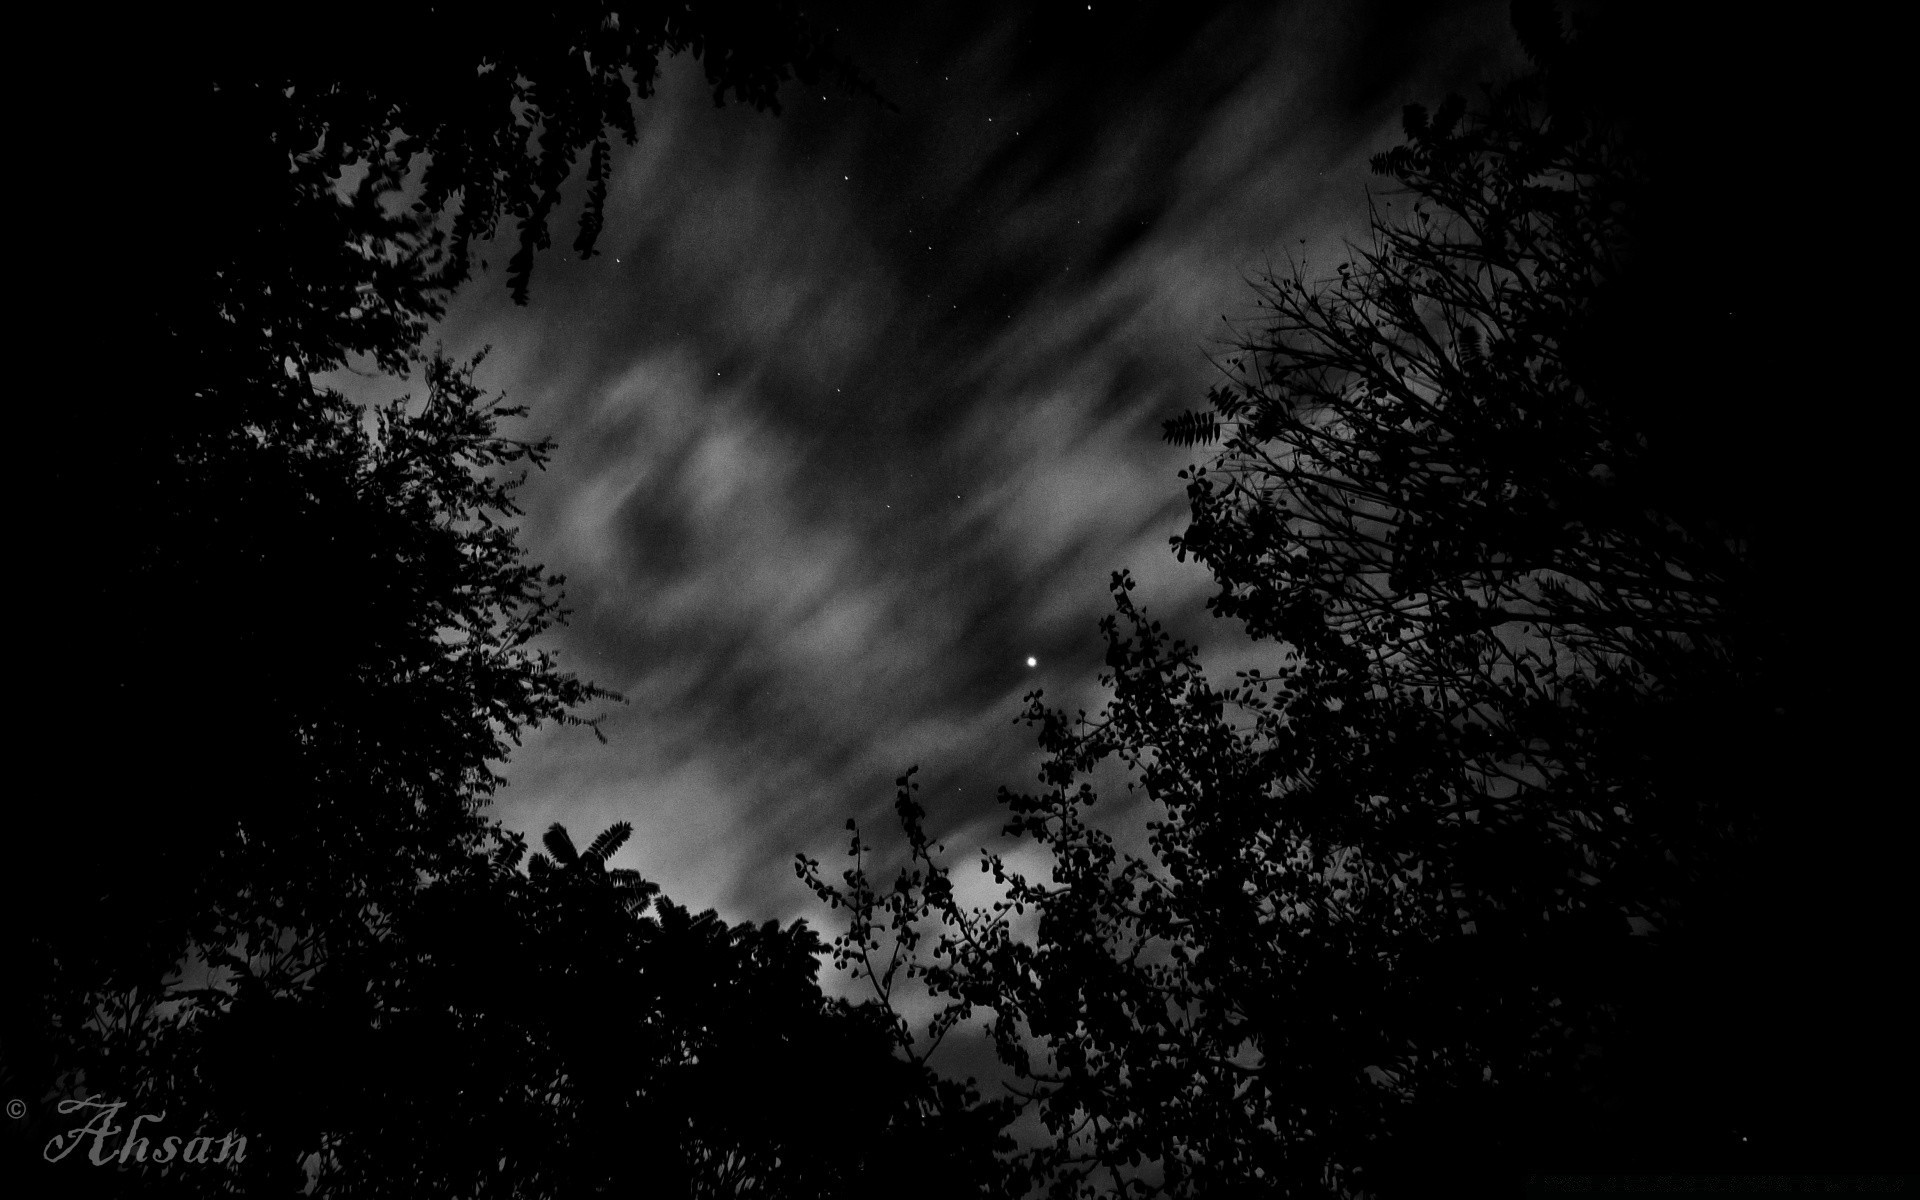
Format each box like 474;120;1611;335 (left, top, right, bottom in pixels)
1026;656;1038;668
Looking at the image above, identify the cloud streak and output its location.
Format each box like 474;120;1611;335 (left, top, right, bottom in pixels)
383;0;1522;923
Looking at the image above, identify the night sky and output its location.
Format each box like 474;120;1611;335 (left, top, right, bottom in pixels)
326;0;1522;940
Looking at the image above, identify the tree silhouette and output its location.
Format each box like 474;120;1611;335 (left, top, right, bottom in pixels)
3;6;1012;1197
13;0;852;1029
18;807;1013;1197
528;820;662;914
804;3;1903;1193
18;0;863;1014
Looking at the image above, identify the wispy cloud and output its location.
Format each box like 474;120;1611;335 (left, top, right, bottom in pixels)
388;0;1522;923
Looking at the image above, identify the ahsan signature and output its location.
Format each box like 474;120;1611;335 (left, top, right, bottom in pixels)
42;1098;248;1167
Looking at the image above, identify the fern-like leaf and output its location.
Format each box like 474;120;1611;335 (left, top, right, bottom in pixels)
541;822;578;866
1209;383;1249;421
583;820;634;867
1163;411;1219;447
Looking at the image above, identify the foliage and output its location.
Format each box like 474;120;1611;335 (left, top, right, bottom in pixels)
95;0;861;339
22;349;605;1026
800;4;1853;1194
24;820;1009;1198
6;7;1004;1197
23;0;866;1014
15;348;1017;1194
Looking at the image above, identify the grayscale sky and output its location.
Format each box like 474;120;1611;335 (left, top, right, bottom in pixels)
333;0;1522;939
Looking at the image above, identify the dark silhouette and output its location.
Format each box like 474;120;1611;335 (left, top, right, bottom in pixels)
15;814;1012;1197
19;0;861;1027
805;2;1905;1194
6;5;1012;1196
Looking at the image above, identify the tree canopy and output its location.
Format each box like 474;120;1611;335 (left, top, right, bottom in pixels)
22;0;869;1008
9;6;1014;1196
803;3;1902;1194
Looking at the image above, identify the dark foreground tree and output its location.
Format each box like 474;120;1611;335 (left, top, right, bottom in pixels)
10;350;1013;1198
12;354;607;1157
5;7;1014;1196
18;0;870;1013
15;814;1011;1198
13;0;852;1058
805;4;1903;1195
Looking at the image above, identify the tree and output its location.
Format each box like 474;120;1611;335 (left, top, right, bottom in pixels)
20;794;1014;1200
8;7;997;1195
192;819;1012;1198
527;819;663;911
9;356;608;1196
10;349;1018;1194
804;4;1899;1194
15;0;862;1058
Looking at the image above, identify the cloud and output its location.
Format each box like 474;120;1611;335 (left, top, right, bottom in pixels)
426;0;1524;931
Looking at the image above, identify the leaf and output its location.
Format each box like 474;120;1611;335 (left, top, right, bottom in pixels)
541;822;579;865
583;820;634;866
1162;410;1219;447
